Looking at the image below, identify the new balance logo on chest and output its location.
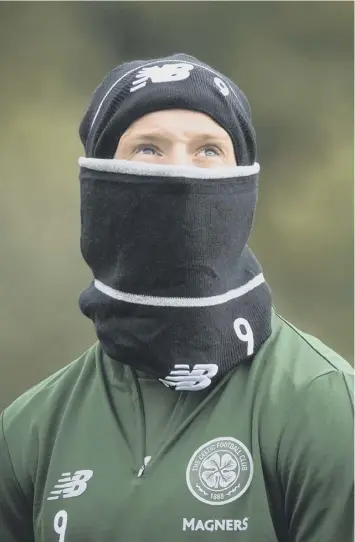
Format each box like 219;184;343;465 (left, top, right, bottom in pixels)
47;470;93;500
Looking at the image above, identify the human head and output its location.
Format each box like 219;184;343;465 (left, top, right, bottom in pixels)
79;53;256;166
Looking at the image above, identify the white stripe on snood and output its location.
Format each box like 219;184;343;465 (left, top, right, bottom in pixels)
94;273;265;307
78;157;260;179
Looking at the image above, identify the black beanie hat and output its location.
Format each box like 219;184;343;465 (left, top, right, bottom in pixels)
79;53;256;166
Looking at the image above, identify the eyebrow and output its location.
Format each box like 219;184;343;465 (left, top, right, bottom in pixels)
130;132;230;143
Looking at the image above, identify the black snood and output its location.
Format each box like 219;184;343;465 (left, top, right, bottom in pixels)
78;159;272;391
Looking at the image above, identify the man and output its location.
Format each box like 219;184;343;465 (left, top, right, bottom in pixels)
0;53;353;542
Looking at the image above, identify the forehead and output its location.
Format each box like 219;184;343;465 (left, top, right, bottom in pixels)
122;109;231;140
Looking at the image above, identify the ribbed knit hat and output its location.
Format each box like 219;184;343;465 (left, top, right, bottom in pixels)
79;53;256;165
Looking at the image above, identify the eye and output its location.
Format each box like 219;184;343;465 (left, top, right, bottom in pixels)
199;145;222;157
136;145;161;156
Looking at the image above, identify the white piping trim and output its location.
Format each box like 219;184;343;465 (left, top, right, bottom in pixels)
94;273;265;307
89;59;247;134
79;157;260;179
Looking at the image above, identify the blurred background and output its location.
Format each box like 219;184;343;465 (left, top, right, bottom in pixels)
0;1;353;411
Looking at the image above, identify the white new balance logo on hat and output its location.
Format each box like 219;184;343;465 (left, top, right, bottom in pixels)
160;364;218;391
130;63;194;92
47;470;93;500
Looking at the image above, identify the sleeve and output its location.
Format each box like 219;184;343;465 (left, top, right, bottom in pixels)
278;371;354;542
0;412;34;542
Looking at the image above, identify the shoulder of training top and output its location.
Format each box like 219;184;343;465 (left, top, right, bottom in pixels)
1;342;100;429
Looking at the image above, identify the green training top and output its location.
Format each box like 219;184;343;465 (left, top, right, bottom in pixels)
0;312;354;541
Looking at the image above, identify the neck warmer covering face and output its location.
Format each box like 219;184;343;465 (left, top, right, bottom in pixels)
78;158;272;391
